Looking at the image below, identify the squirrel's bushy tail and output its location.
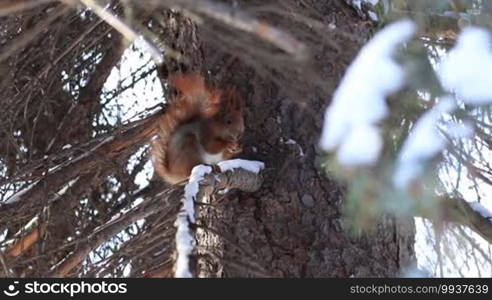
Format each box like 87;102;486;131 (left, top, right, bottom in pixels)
151;74;222;181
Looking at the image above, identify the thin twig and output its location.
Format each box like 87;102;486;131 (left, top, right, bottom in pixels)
76;0;163;64
0;5;70;64
0;0;55;16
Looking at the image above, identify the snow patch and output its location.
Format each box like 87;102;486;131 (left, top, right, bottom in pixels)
6;181;39;204
283;138;305;157
175;161;264;277
320;20;416;166
218;159;265;174
367;11;378;22
347;0;379;10
174;165;212;278
183;165;212;224
55;177;80;197
174;214;196;278
469;202;492;220
439;27;492;104
337;124;382;166
393;98;473;189
346;0;380;21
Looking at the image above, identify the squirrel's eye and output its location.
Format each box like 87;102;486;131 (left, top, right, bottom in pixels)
226;120;232;125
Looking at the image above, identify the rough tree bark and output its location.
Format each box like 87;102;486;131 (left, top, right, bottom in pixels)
159;2;417;277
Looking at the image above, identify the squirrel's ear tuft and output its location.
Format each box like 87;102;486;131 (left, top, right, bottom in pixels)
169;73;222;116
169;73;206;95
224;89;243;111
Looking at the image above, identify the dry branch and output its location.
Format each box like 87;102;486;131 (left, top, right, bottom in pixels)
0;4;70;64
49;164;264;277
47;31;125;151
0;0;54;16
7;224;47;258
0;114;159;224
75;0;163;63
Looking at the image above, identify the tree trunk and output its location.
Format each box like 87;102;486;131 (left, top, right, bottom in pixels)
169;1;417;277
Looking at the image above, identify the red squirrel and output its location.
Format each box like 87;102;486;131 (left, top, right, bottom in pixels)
151;73;244;184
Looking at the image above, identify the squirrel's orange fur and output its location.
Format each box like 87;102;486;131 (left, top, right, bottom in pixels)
151;73;244;184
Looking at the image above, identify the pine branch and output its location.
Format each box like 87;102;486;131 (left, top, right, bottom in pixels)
0;114;159;226
418;196;492;244
48;162;264;277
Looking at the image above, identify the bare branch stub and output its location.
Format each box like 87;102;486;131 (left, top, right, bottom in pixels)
201;167;264;196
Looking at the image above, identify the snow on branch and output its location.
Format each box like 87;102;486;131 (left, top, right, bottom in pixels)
439;27;492;104
320;20;416;166
345;0;381;21
395;27;492;190
469;202;492;220
393;98;472;189
173;160;265;278
5;180;39;204
218;159;265;174
175;165;212;278
418;197;492;244
76;0;163;64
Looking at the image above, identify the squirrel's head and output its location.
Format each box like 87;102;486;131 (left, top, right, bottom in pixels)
214;89;244;141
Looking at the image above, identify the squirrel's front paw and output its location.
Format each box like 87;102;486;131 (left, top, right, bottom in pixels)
226;141;242;155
